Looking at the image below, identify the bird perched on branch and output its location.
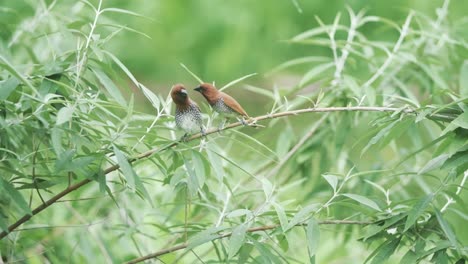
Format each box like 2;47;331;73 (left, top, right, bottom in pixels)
171;84;205;140
194;83;249;129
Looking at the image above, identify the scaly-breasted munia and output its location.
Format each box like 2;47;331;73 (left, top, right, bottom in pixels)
171;84;205;140
194;83;249;128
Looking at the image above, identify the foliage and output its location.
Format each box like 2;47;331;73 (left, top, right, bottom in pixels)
1;0;467;263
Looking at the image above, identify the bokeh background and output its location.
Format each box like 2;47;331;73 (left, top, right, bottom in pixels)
1;0;467;263
4;0;468;114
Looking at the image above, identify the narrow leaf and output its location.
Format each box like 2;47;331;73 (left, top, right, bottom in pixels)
113;145;136;188
140;83;160;110
459;60;468;97
187;226;226;250
419;154;450;174
369;238;400;264
322;174;338;193
441;112;468;135
285;203;320;231
0;77;19;100
180;63;204;84
228;223;249;259
404;194;433;231
435;209;458;250
342;193;382;211
220;73;257;92
0;179;32;216
306;218;320;260
299;62;334;87
56;106;74;125
273;202;288;231
183;156;199;197
93;68;126;106
0;54;38;95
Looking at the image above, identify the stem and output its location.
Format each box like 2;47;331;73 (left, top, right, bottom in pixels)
0;106;433;240
125;220;373;264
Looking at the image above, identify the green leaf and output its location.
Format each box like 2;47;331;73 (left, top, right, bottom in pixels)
361;120;398;156
459;60;468;97
113;145;136;188
441;112;468;135
50;127;63;155
252;240;282;264
341;193;382;212
306;218;320;261
103;50;139;87
400;249;417;264
299;62;334;87
183;156;199;197
206;144;224;181
55;149;75;172
237;243;254;264
56;106;74;125
435;209;458;251
261;178;274;199
378;118;413;148
228;223;249;259
285;203;320;231
226;209;252;218
113;145;153;206
418;154;450;174
369;237;401;264
140;83;160;110
404;194;433;232
0;54;38;96
180;63;204;84
414;240;451;261
93;68;126;106
220;73;257;92
187;226;226;250
0;178;32;216
191;150;209;189
322;174;338;193
0;215;8;232
0;77;19;100
100;7;149;18
272;202;288;231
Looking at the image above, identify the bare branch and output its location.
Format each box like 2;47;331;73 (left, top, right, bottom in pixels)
0;106;433;240
125;219;374;264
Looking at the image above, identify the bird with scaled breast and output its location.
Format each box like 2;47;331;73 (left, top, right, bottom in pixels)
194;83;249;129
171;84;205;140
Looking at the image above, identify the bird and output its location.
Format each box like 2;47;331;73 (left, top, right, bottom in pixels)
194;83;249;129
171;84;205;140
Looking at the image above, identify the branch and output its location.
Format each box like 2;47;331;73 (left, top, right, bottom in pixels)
0;106;425;240
125;219;374;264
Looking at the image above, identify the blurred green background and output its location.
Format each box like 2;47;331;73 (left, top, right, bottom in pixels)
1;0;468;262
3;0;468;114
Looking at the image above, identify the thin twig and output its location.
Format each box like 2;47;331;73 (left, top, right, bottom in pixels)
0;106;425;240
125;219;373;264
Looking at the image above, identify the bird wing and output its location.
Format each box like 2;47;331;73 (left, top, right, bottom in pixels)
221;92;249;117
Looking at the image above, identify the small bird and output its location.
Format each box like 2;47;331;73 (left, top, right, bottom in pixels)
194;83;249;128
171;84;205;140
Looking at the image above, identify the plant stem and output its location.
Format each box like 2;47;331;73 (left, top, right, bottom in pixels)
0;106;437;240
125;219;373;264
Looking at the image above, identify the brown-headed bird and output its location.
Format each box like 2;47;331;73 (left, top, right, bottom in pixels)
171;84;205;140
194;83;249;128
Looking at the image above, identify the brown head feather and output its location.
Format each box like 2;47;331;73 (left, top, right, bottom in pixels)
171;84;195;110
194;83;221;105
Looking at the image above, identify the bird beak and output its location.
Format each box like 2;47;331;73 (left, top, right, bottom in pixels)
194;86;202;92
